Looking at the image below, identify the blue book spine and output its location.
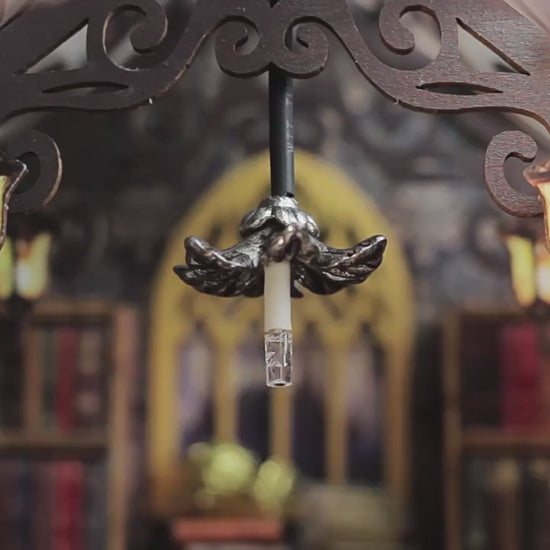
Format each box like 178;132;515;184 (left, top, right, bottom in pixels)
84;461;107;550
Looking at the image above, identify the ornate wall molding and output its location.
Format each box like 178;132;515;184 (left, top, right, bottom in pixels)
0;0;548;242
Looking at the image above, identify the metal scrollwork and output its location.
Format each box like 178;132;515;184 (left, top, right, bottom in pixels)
0;0;549;244
5;131;62;214
174;196;387;297
0;155;27;248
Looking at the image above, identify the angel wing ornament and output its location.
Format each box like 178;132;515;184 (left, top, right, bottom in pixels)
174;196;386;298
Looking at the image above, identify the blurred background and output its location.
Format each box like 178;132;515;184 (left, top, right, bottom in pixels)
0;1;549;549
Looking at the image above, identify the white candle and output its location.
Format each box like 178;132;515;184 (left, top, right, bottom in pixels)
264;261;292;330
264;261;293;388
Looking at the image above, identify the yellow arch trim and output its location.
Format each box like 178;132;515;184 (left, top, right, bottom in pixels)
148;150;414;513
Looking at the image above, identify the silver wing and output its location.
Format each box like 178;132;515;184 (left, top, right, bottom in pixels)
174;234;265;297
265;226;387;295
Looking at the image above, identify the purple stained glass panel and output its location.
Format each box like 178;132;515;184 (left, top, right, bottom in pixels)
177;328;214;453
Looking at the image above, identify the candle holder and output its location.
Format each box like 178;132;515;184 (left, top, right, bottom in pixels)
174;196;386;298
523;159;550;250
174;196;386;387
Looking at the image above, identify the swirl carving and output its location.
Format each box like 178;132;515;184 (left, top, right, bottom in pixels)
484;131;541;218
0;0;549;245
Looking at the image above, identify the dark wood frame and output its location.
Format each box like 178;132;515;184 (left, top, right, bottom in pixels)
0;0;548;244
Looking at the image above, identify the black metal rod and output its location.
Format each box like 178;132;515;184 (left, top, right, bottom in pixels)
269;66;295;197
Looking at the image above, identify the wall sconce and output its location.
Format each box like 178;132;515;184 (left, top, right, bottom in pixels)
0;217;53;303
524;160;550;250
0;155;53;307
503;223;550;310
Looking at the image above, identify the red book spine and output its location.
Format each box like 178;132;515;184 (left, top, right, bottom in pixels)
68;462;83;550
500;325;542;429
56;328;79;432
541;327;550;428
0;462;8;549
53;462;84;550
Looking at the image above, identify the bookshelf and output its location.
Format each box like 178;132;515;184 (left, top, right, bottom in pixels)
0;300;139;550
444;308;550;550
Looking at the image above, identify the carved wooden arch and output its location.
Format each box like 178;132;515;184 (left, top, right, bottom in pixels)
148;150;414;512
0;0;549;245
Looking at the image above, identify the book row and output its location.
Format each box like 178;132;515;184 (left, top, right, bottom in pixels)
463;458;550;550
0;324;110;431
461;322;550;429
0;459;107;550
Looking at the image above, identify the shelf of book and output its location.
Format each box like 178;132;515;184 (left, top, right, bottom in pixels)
0;432;108;451
444;308;550;550
0;300;139;550
461;429;550;453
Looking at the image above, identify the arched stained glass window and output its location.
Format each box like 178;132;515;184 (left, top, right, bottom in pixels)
149;151;414;513
346;328;384;484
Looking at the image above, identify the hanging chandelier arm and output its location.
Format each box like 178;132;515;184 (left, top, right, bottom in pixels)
269;67;295;198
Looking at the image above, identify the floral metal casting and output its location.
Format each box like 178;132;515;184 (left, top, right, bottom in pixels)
174;196;387;297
